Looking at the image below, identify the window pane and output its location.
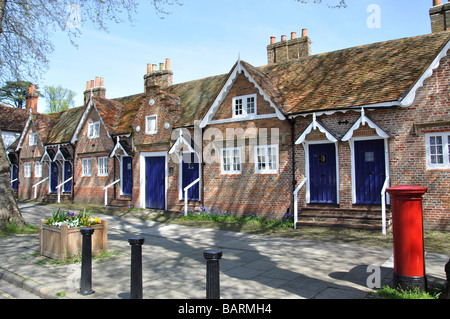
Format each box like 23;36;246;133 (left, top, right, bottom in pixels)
247;96;255;114
235;99;243;116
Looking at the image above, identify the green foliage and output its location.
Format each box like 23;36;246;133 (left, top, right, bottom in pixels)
0;80;41;108
181;205;294;229
43;85;76;113
375;285;439;299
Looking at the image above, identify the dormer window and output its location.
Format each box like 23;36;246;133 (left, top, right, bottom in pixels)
29;133;37;146
88;122;100;139
232;94;257;118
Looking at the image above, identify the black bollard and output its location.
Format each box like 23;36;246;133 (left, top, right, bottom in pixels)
129;237;145;299
79;227;95;295
203;249;222;299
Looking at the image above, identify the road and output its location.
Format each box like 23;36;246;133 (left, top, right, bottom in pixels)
0;279;41;299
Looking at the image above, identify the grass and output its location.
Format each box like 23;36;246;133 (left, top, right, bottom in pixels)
374;285;440;299
0;221;39;238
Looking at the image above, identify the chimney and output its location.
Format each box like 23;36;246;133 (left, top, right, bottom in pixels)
267;29;311;65
83;77;106;105
430;0;450;33
26;84;38;114
144;58;173;93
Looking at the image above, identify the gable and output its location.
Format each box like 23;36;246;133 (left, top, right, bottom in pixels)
199;60;285;128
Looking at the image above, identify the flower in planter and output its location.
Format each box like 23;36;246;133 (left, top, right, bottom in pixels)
45;208;101;228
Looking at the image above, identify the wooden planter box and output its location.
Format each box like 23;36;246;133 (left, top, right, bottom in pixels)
39;219;108;262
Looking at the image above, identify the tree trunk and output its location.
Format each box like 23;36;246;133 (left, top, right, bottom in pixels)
0;0;6;34
0;127;26;227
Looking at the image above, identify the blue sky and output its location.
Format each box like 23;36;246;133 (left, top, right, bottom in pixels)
37;0;436;112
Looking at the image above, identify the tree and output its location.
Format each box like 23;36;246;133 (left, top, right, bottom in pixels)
0;80;41;108
44;85;76;113
0;0;182;84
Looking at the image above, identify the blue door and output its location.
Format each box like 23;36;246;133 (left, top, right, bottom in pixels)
63;161;72;193
122;156;133;196
354;139;385;204
145;156;165;210
11;165;18;192
50;162;58;194
182;153;200;201
309;143;337;204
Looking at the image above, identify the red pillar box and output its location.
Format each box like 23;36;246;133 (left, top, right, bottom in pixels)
386;185;427;291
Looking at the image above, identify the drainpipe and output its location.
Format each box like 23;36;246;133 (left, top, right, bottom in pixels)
289;118;296;220
71;143;76;204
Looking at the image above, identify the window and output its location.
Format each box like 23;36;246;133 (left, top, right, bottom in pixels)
221;147;241;174
255;145;279;174
82;158;91;176
146;115;157;135
88;122;100;139
98;157;109;176
29;133;37;146
232;94;257;118
35;162;42;178
426;132;450;169
24;162;31;178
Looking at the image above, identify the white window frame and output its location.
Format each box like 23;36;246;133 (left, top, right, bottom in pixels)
220;147;242;174
232;94;257;118
97;157;109;176
425;132;450;169
29;133;37;146
34;161;42;178
145;115;158;135
82;158;91;177
24;162;31;178
88;122;100;139
254;144;279;174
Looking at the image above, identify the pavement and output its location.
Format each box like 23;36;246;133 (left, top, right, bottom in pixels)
0;202;448;300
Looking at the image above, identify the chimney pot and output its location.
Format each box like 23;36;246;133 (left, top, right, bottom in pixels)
100;77;104;87
95;77;99;87
291;32;297;40
270;36;276;44
152;64;157;72
26;84;38;114
159;63;164;71
86;81;90;90
147;63;152;74
90;80;94;88
281;35;287;42
433;0;442;6
302;28;308;37
165;58;171;70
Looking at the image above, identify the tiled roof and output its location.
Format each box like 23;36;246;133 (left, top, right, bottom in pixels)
45;106;84;145
166;73;229;128
111;93;145;135
0;104;29;132
92;96;123;135
259;31;450;114
167;31;450;125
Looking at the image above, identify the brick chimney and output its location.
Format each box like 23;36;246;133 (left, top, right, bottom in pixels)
267;29;311;65
26;84;38;114
144;58;173;93
84;76;106;105
430;0;450;33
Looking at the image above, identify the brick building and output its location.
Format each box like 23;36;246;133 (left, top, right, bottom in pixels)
7;2;450;231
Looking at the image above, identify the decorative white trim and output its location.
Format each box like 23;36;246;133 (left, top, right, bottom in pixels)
400;39;450;107
71;97;111;144
341;108;390;141
15;115;32;151
295;113;338;144
200;60;285;128
110;137;130;158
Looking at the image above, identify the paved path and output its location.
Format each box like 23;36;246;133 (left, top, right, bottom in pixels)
0;202;447;299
